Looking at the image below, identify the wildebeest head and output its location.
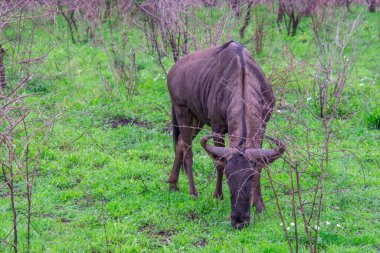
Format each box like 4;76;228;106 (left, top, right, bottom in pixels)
200;135;285;229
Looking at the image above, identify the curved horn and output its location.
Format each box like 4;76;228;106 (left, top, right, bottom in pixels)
264;136;286;154
244;136;286;165
200;134;235;160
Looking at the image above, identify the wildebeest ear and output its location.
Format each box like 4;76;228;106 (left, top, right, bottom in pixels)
200;135;235;161
244;136;286;165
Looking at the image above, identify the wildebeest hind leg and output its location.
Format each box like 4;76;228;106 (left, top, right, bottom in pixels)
168;107;202;196
167;128;202;193
168;136;185;192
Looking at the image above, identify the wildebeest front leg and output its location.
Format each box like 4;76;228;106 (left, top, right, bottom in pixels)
251;172;266;213
213;135;225;199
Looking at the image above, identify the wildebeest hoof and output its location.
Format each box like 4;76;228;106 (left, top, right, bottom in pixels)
231;216;250;229
213;192;224;200
190;191;198;197
255;204;266;214
169;184;179;192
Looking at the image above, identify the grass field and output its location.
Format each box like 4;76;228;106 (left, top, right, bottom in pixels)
0;3;379;252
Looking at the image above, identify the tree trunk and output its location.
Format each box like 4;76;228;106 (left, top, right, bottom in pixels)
291;16;301;36
169;32;179;62
104;0;112;20
231;0;241;17
368;0;376;12
276;2;284;32
277;2;284;22
239;0;254;38
254;7;264;54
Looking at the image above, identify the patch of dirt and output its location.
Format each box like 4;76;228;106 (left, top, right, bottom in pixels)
73;193;95;209
139;223;176;244
156;229;175;244
194;238;207;247
31;212;74;224
108;115;150;129
139;223;155;233
186;211;200;221
60;217;72;223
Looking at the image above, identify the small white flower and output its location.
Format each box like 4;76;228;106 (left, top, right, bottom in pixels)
315;225;319;231
280;222;283;226
307;97;312;101
326;221;330;225
277;110;281;113
336;224;341;228
287;227;290;231
153;74;161;81
359;83;364;86
290;222;295;227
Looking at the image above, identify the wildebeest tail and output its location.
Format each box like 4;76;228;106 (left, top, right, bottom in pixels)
172;106;180;151
172;106;187;174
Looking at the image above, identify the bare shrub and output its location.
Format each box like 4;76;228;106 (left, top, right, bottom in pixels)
0;3;58;252
139;0;194;65
277;0;318;36
54;0;81;43
235;1;272;54
239;0;255;38
97;1;138;99
138;0;237;74
267;6;361;253
252;3;268;53
43;0;112;43
238;0;269;42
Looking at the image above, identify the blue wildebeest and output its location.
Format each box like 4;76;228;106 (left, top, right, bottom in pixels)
167;41;285;229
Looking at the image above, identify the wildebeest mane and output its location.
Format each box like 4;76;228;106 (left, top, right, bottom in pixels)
218;41;247;148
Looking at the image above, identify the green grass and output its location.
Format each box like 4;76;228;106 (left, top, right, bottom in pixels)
1;4;379;252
